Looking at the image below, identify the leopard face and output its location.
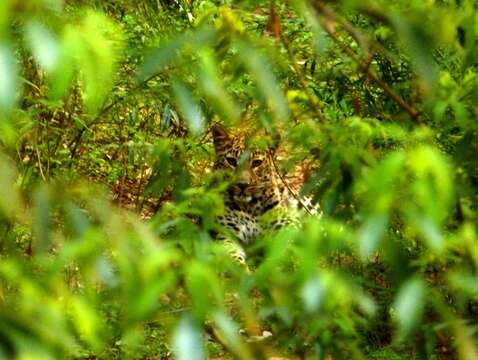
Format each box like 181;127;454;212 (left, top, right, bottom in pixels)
211;124;284;217
211;123;319;248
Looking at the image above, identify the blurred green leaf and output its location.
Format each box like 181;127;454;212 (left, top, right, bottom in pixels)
172;315;205;360
392;14;438;89
357;214;388;259
25;21;60;72
128;271;176;323
185;261;223;321
212;312;250;358
301;275;324;313
198;49;240;124
138;27;216;82
48;26;80;100
408;146;453;224
70;297;103;351
0;154;21;220
172;80;205;136
411;214;444;252
64;202;90;239
357;151;406;214
0;44;18;114
393;277;426;341
33;186;53;253
0;1;11;38
447;272;478;296
236;40;290;122
79;12;123;113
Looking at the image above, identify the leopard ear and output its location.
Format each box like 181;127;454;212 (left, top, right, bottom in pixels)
211;123;231;152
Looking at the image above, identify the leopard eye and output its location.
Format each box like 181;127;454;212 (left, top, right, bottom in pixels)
251;159;263;168
226;157;238;167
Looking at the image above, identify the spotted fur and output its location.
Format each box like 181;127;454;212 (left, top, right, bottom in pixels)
211;124;319;264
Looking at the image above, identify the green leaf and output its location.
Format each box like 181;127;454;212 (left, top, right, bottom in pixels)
447;272;478;295
198;49;240;124
357;151;406;214
128;271;176;323
411;213;444;252
357;214;389;259
0;153;20;220
0;1;11;37
48;26;80;100
172;315;205;360
79;12;123;113
33;186;53;253
25;21;60;72
70;297;103;351
50;12;123;113
236;40;290;122
138;27;216;82
212;312;250;358
393;277;426;341
172;80;205;136
0;44;18;114
392;14;438;89
185;261;223;321
408;146;453;224
64;202;90;239
139;34;188;82
301;276;324;313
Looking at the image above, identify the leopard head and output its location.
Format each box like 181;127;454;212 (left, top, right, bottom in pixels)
211;123;283;216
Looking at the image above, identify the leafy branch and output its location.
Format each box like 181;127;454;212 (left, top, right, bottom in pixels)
309;1;420;121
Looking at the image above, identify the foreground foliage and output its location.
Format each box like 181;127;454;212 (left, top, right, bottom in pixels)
0;0;477;359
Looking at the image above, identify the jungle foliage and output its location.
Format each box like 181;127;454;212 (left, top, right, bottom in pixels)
0;0;478;359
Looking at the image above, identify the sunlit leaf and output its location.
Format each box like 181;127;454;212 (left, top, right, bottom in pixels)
79;12;123;113
0;44;18;114
25;21;60;72
172;80;205;136
49;26;81;100
70;297;103;351
172;315;205;360
0;1;11;36
301;276;324;313
357;214;388;259
411;214;444;252
408;146;453;224
393;277;426;341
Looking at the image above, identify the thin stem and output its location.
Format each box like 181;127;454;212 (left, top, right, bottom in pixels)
280;34;327;123
310;1;420;121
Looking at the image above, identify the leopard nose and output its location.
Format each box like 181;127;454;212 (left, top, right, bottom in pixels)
236;182;248;191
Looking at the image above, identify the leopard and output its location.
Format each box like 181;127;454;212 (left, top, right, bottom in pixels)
211;123;319;265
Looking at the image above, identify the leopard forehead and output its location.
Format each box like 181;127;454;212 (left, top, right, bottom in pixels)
214;134;276;178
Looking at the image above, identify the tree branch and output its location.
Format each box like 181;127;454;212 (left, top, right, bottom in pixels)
309;1;420;121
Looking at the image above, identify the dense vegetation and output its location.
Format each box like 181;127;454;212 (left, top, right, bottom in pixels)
0;0;477;359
